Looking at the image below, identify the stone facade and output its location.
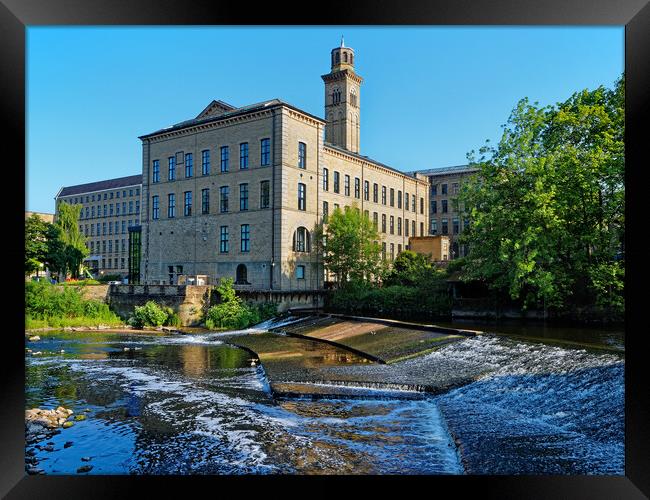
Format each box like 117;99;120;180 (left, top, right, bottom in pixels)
138;40;430;291
409;235;450;262
54;175;143;278
409;165;479;259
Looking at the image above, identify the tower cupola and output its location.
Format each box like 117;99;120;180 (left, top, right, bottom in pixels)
331;36;355;72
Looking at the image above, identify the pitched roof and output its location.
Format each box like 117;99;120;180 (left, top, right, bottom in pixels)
58;174;142;197
324;142;427;182
408;165;479;176
139;98;325;139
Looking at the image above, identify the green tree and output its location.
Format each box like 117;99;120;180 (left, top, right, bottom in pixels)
315;204;382;286
383;250;433;287
25;214;49;276
44;223;67;281
459;76;624;314
55;203;89;279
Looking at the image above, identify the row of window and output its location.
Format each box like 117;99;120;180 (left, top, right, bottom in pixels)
431;217;469;236
85;239;128;254
218;225;250;253
151;138;282;183
431;182;459;196
151;181;272;219
431;199;462;214
78;201;140;220
380;242;404;261
322;169;425;214
321;202;425;237
79;219;138;237
95;257;126;270
63;188;140;206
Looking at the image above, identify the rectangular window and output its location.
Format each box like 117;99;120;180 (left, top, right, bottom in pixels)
431;219;438;235
298;142;306;168
432;200;437;214
103;205;107;217
91;225;95;236
296;265;305;280
104;193;108;200
442;218;448;235
442;184;448;195
136;188;140;196
323;201;329;222
199;150;210;176
373;183;378;203
298;183;306;211
168;193;176;218
240;142;249;169
220;186;229;213
260;180;270;209
101;222;106;235
168;156;176;180
220;146;229;172
185;153;193;177
102;241;106;253
220;226;229;253
398;243;402;255
390;243;395;261
390;188;395;207
129;201;133;214
382;186;386;205
381;214;386;233
453;217;460;234
452;183;459;195
122;221;126;234
354;178;360;199
412;194;416;212
108;240;113;253
115;204;120;216
405;218;409;237
373;212;378;230
344;175;350;196
201;188;210;214
397;190;402;209
323;168;329;191
333;171;340;193
122;202;126;214
420;197;425;214
152;195;159;220
397;217;402;236
432;184;438;196
152;160;160;183
412;220;416;237
261;138;270;166
241;224;250;252
96;223;100;235
442;200;448;213
136;200;140;214
240;183;249;211
364;180;369;201
91;206;95;218
420;222;424;237
382;242;386;260
184;191;192;216
390;216;394;234
405;192;409;211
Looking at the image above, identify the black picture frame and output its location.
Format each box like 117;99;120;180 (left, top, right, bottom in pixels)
3;1;648;497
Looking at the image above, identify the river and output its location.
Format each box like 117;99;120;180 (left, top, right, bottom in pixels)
24;319;624;475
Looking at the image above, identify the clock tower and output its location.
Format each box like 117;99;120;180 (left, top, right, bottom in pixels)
321;37;363;153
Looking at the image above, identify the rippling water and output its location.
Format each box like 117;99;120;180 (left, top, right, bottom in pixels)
25;324;623;475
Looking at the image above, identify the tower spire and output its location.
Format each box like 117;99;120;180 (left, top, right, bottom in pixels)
341;35;345;47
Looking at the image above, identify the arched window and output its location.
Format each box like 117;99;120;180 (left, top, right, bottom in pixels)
350;88;357;107
335;52;340;63
350;53;354;65
343;52;348;63
293;227;311;253
235;264;248;284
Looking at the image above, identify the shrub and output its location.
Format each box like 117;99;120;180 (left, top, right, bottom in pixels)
162;307;182;327
130;301;168;328
204;278;278;330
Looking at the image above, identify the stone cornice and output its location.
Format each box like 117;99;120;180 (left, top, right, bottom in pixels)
285;108;325;128
321;70;363;85
145;110;275;143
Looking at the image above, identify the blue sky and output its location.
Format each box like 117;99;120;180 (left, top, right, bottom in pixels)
26;26;623;213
